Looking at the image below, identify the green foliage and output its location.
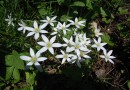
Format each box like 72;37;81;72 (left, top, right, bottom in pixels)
5;51;24;83
5;66;14;80
57;0;64;5
100;7;107;17
25;72;36;86
128;81;130;90
71;1;85;7
5;50;24;69
0;0;130;89
118;7;128;15
101;33;114;46
86;0;93;9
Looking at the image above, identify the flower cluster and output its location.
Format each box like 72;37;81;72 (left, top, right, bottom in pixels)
5;15;116;71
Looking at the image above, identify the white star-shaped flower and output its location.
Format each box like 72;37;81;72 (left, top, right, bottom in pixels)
92;37;107;51
50;23;61;36
37;35;62;54
41;16;57;27
68;17;85;28
79;51;91;59
56;50;76;64
78;33;91;46
26;21;48;40
5;14;16;26
68;36;89;56
100;50;116;64
62;36;74;47
20;48;47;72
18;20;27;34
91;21;102;37
94;28;103;37
57;22;70;35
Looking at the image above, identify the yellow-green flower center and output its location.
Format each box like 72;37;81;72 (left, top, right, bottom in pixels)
75;44;79;49
97;43;101;47
35;28;40;33
32;57;37;63
64;54;68;59
106;54;109;59
75;21;78;25
62;26;66;30
48;19;51;23
95;30;99;35
47;42;52;48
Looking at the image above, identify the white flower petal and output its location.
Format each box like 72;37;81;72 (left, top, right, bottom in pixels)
66;47;74;52
108;50;113;56
63;38;68;43
76;49;80;56
50;36;56;43
34;21;38;28
37;42;46;46
83;55;91;59
100;55;105;59
110;56;116;59
41;35;49;42
61;58;66;64
20;56;31;61
39;47;47;53
52;43;62;47
18;27;23;31
108;59;114;64
27;61;33;66
37;57;47;61
30;48;35;57
51;32;57;35
36;51;41;57
51;16;57;20
40;23;48;29
25;27;34;31
50;23;54;27
40;30;48;33
66;58;71;62
56;55;63;58
98;37;101;43
60;50;65;54
34;33;39;40
27;32;35;37
49;47;54;54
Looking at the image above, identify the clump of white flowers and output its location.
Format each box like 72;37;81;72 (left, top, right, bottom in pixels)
5;15;116;71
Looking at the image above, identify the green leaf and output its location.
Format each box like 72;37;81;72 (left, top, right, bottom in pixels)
102;17;111;24
127;16;130;22
0;83;5;87
38;8;48;17
57;0;64;5
25;72;36;86
13;68;20;83
128;81;130;89
100;7;107;17
86;0;93;9
5;50;24;70
6;66;14;80
71;1;85;7
118;7;128;15
101;33;114;46
60;15;72;22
